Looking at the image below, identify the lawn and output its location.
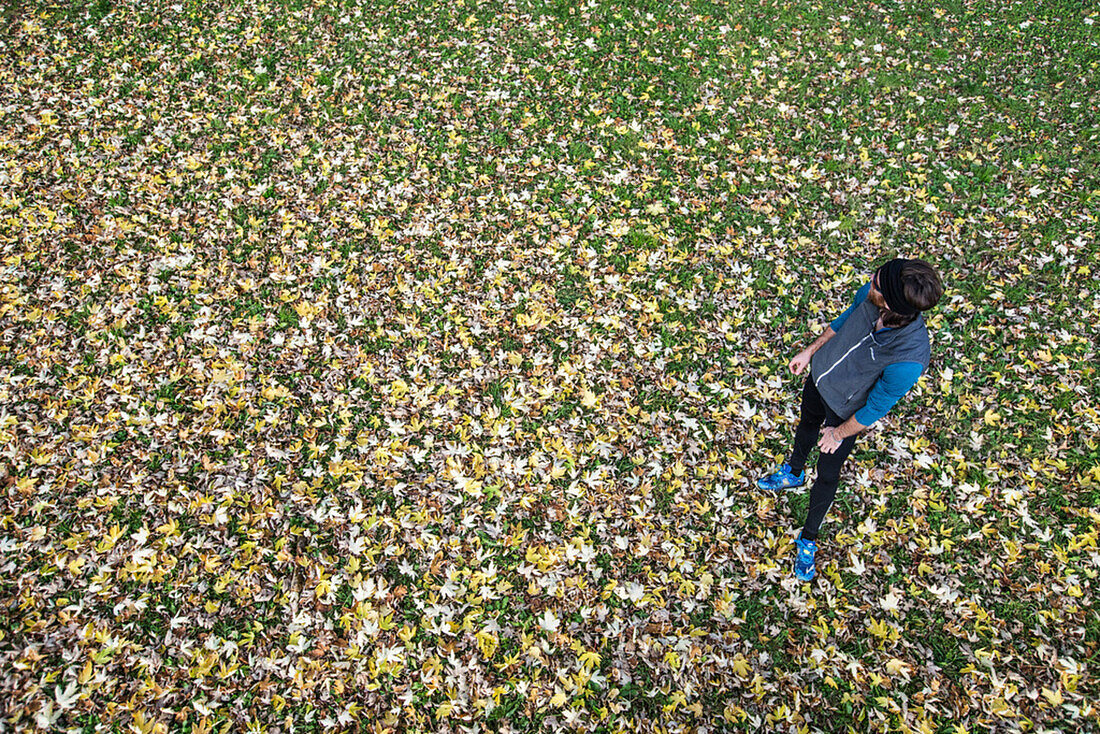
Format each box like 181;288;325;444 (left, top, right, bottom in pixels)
1;0;1098;731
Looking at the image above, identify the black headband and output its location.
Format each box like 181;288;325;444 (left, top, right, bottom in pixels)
876;258;919;316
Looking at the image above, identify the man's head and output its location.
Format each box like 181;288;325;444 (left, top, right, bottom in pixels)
869;258;943;327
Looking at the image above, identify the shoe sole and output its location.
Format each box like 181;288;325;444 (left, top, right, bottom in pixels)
756;480;806;492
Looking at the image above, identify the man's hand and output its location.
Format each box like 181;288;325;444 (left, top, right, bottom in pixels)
789;348;813;375
818;426;843;454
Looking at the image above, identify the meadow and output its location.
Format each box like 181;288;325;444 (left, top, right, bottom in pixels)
2;0;1098;731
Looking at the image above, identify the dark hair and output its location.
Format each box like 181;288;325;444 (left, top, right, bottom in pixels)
902;259;944;311
880;259;943;328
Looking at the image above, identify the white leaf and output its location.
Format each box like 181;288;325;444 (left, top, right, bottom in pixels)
35;701;61;727
880;589;902;613
538;609;560;633
55;682;79;710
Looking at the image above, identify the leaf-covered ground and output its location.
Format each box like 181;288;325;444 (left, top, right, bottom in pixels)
2;0;1099;731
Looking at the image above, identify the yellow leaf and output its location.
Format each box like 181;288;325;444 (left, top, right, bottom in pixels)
156;519;179;536
578;650;601;671
730;655;751;678
724;704;746;722
580;389;597;409
884;658;909;677
476;631;499;659
97;524;125;553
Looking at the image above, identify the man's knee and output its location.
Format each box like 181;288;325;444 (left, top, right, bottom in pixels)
813;466;844;486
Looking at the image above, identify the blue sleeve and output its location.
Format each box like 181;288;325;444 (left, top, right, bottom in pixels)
854;361;925;425
830;281;871;333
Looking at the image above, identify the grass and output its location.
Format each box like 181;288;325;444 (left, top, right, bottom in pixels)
1;0;1098;731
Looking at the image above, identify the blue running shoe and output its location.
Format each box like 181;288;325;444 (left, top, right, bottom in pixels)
794;537;817;581
755;463;806;492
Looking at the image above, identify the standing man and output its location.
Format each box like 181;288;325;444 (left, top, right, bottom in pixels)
756;258;944;581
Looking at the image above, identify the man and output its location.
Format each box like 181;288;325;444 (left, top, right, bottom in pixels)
756;258;944;581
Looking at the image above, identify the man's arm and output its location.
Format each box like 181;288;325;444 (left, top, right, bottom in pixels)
828;414;867;441
789;326;836;375
819;362;924;452
818;412;868;453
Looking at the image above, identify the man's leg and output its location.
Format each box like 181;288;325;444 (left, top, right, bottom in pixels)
786;377;828;475
799;423;857;541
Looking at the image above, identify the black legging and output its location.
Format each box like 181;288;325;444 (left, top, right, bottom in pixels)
786;377;858;541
